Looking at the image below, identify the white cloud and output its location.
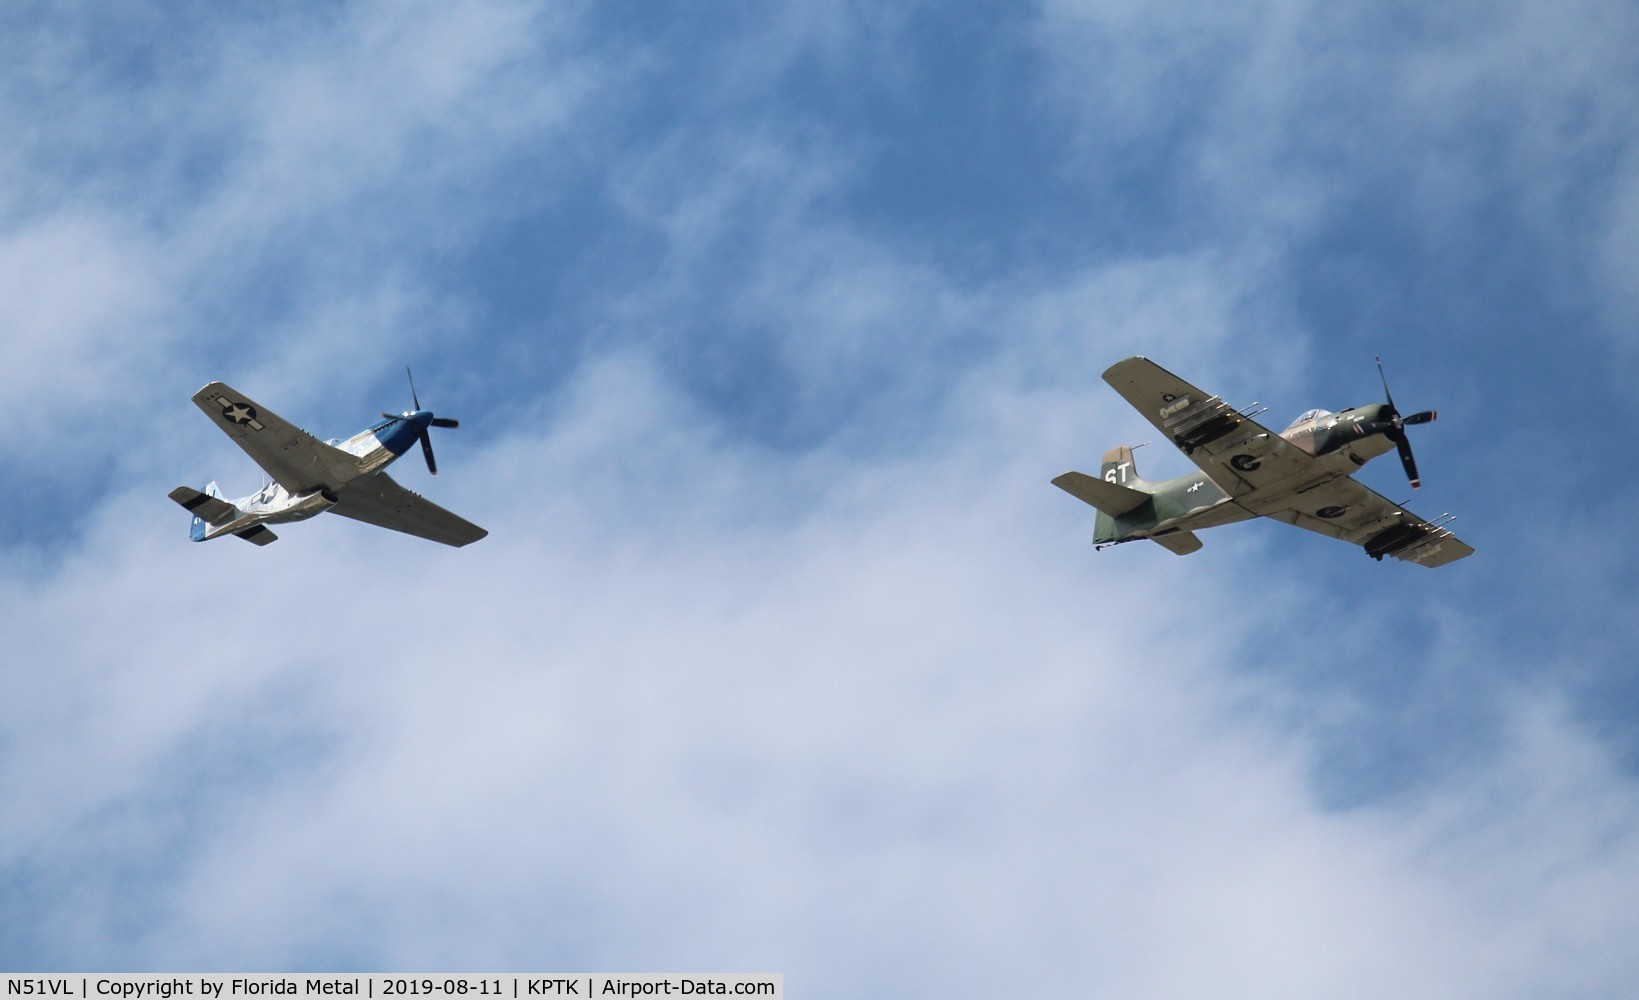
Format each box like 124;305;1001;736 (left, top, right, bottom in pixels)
5;348;1638;995
0;0;605;475
0;215;168;445
1598;151;1639;343
1034;0;1639;316
181;0;597;249
4;4;1639;997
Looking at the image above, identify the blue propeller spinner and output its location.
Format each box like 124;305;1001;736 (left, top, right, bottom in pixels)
381;367;462;475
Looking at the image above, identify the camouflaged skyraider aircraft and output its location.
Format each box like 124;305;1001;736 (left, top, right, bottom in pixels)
168;371;486;547
1052;356;1473;567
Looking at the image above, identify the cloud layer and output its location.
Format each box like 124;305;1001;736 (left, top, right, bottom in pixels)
5;3;1639;997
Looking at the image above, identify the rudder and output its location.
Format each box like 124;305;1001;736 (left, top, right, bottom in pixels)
194;481;224;542
1099;446;1143;488
168;481;234;542
1095;446;1145;543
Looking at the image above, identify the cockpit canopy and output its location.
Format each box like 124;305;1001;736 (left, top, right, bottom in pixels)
1285;408;1332;430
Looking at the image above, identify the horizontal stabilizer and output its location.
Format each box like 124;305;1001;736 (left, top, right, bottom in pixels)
168;485;238;524
235;525;278;545
1150;529;1203;555
1051;471;1150;517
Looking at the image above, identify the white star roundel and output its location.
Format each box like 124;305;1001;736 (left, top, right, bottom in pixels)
217;400;265;430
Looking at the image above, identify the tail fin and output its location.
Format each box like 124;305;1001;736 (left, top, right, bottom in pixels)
193;482;221;541
1051;446;1153;545
195;481;225;541
1099;446;1144;488
168;481;232;542
1095;446;1147;543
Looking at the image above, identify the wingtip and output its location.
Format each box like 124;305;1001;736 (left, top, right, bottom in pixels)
1100;356;1146;382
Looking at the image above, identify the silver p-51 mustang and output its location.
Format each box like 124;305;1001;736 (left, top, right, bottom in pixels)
1053;356;1472;567
169;372;486;547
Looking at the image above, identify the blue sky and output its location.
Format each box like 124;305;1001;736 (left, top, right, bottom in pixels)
4;1;1639;994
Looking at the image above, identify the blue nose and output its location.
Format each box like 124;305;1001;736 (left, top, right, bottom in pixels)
378;411;435;455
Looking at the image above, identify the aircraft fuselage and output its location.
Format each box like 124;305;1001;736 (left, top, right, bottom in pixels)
1055;354;1470;566
191;410;436;541
1100;402;1399;539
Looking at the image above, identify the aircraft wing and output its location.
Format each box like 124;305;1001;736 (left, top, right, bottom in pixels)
192;382;362;493
1102;357;1318;500
1101;357;1473;567
329;472;488;547
1262;476;1474;567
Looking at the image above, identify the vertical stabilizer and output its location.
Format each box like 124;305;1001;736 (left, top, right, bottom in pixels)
1094;446;1145;543
176;481;231;542
191;481;223;542
1099;446;1143;487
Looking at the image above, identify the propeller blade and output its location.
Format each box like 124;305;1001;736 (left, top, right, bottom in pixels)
407;366;422;411
1374;355;1397;413
1402;410;1437;425
382;412;406;421
419;431;438;475
1393;433;1420;489
430;417;460;428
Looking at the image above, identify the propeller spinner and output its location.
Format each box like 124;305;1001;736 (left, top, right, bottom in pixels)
381;367;462;475
1374;356;1437;489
